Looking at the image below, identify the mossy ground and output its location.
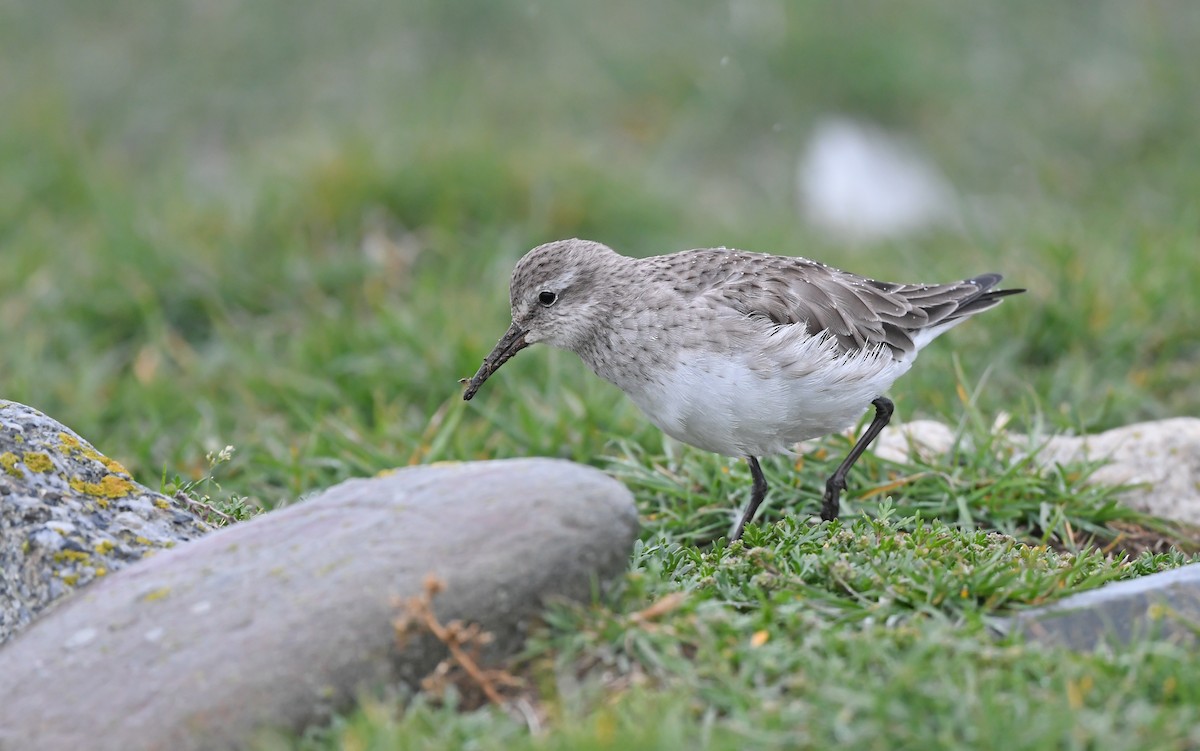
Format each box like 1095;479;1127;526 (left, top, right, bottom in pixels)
3;2;1199;749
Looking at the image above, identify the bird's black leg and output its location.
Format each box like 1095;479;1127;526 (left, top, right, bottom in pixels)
732;456;768;541
821;397;894;521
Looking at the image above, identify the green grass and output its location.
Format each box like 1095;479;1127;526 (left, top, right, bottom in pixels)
275;524;1193;751
3;1;1200;748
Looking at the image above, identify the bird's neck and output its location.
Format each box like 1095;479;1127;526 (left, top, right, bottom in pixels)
572;282;677;393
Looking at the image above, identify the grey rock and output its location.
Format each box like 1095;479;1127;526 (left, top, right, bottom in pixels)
872;417;1200;524
1001;564;1200;649
0;458;638;751
0;401;210;645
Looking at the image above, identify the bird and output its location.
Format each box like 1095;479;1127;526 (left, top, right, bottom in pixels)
462;238;1023;540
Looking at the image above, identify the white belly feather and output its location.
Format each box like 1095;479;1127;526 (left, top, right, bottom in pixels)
623;333;912;458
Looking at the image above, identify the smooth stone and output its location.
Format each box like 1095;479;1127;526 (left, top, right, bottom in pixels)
0;458;637;751
0;401;210;644
1000;564;1200;649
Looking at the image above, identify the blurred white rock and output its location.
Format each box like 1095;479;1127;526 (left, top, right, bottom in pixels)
797;117;958;243
871;419;958;464
870;417;1200;525
1034;418;1200;524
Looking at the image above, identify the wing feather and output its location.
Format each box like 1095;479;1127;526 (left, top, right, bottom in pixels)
653;249;1019;360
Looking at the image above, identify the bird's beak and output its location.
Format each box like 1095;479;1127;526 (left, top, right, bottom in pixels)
461;322;529;400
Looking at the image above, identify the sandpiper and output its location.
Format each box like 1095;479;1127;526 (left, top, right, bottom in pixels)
463;238;1022;540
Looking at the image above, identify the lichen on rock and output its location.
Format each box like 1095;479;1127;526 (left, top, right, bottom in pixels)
0;401;211;645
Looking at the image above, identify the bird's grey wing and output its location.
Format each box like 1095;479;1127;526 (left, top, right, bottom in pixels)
699;259;973;359
649;249;1010;359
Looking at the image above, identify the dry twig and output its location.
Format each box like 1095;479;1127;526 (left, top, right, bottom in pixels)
174;491;236;525
394;575;524;708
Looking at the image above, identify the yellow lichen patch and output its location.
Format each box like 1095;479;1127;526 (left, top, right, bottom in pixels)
61;574;79;586
54;550;92;564
58;432;81;450
22;451;54;473
69;478;103;506
94;539;116;555
154;498;170;510
69;441;132;476
141;587;172;602
99;474;133;497
100;456;130;475
95;567;107;577
0;452;24;479
69;474;135;500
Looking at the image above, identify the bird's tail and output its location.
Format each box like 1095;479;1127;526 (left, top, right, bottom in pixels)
945;273;1025;322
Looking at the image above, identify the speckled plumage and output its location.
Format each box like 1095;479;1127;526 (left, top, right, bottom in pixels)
464;238;1022;538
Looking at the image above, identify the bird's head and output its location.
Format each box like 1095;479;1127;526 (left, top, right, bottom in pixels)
462;238;622;400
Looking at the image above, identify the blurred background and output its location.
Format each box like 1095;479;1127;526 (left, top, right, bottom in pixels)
1;0;1197;508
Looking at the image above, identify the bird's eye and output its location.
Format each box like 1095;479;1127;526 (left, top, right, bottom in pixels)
538;290;558;307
